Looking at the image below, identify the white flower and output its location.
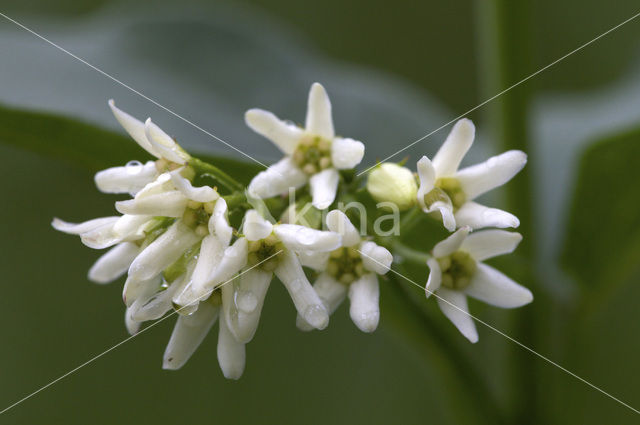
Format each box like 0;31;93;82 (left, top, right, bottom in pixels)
297;210;393;333
194;209;342;343
416;119;526;231
246;83;365;209
425;226;533;343
366;162;418;211
95;101;191;195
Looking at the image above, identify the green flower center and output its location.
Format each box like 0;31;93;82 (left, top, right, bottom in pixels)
182;201;215;236
437;250;476;290
326;247;365;285
292;134;332;175
422;177;466;211
247;234;285;272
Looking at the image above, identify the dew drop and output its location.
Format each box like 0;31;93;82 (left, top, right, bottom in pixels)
126;160;143;175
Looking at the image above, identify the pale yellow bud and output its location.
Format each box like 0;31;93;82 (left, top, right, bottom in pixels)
366;163;417;211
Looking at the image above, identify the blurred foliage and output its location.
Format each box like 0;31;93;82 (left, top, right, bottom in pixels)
562;127;640;291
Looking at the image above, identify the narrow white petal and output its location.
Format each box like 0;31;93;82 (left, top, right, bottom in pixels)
433;226;470;258
274;224;341;252
210;198;233;246
136;171;173;197
309;168;339;209
116;191;188;217
465;263;533;308
348;273;380;333
88;242;140;284
331;137;365;170
297;273;347;331
130;280;181;322
144;118;189;164
94;161;158;195
416;155;436;208
325;209;361;247
52;216;118;235
112;214;153;241
128;221;201;282
222;268;272;343
123;274;162;307
217;313;246;380
170;264;200;316
460;230;522;261
125;306;142;335
359;241;392;275
456;150;527;200
190;235;225;292
245;109;303;155
432;119;475;176
436;288;478;343
274;250;329;329
170;169;219;202
454;202;520;230
108;100;161;158
243;209;274;241
162;301;219;370
430;202;457;232
305;82;334;139
193;238;248;297
297;250;329;271
247;157;307;199
425;258;441;297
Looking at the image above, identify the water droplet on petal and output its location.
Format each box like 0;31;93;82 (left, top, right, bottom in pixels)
126;160;143;175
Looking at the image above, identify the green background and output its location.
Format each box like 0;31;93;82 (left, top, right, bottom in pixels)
1;0;639;424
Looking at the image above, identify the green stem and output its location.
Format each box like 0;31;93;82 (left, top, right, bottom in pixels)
189;156;244;193
477;1;539;423
390;240;431;265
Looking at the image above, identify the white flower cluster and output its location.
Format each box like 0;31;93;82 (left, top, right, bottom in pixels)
53;83;532;379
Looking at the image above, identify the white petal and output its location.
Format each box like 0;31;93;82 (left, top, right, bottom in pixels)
190;234;225;293
416;155;436;207
305;82;334;139
51;216;118;236
274;224;341;252
94;161;158;195
454;202;520;230
460;230;522;261
123;274;162;307
222;268;272;343
144;118;189;164
136;171;173;197
296;273;347;331
170;168;219;202
130;281;181;322
108;100;161;158
247;157;307;200
170;264;200;315
433;226;470;258
436;288;478;343
112;214;153;241
331;137;365;170
309;168;339;209
245;109;303;155
162;301;219;370
432;119;475;176
425;258;441;297
274;250;329;330
210;198;232;246
456;150;527;200
359;241;392;275
325;209;361;247
348;273;380;333
125;306;142;335
217;313;246;380
296;250;329;271
115;191;188;217
194;238;248;297
430;202;457;232
128;221;201;281
88;242;140;284
465;263;533;308
243;209;274;241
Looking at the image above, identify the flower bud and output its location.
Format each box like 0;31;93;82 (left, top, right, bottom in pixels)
366;163;417;211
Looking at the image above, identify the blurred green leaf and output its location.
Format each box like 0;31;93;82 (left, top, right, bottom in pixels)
0;103;262;185
562;127;640;289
